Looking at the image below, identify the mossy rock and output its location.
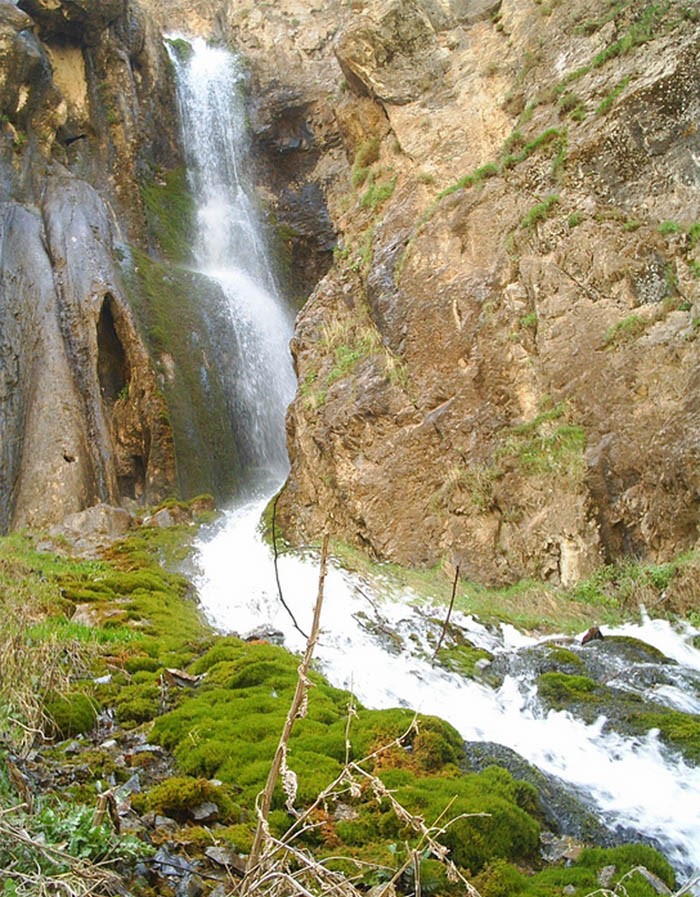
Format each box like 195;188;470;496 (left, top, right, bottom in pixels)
634;709;700;763
537;672;598;709
115;683;161;726
45;692;99;739
436;643;493;678
473;841;675;896
135;775;239;823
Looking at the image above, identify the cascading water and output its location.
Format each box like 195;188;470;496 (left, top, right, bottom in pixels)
170;39;700;890
168;38;296;493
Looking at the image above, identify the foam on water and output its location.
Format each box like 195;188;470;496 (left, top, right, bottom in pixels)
171;36;700;891
195;495;700;882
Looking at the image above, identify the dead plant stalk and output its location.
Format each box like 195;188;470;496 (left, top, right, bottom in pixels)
245;532;330;879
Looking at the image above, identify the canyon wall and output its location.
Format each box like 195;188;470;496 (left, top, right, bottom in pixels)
212;0;700;585
2;0;699;589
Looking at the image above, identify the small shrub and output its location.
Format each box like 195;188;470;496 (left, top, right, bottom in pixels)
604;314;647;346
658;219;681;235
360;176;396;209
519;194;559;229
352;138;381;188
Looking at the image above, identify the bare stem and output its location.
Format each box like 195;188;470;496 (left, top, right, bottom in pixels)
246;533;330;880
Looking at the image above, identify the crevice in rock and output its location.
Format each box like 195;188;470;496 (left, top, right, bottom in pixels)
96;294;129;404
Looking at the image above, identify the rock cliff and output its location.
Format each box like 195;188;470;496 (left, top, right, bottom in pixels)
213;0;700;586
2;0;699;588
0;0;244;530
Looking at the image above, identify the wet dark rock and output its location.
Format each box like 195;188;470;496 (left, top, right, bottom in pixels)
153;846;196;876
463;741;628;847
176;875;205;897
244;626;286;645
638;867;673;895
582;626;604;645
17;0;122;45
204;846;246;873
540;832;584;863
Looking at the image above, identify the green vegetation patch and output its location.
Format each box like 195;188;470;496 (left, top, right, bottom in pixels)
146;638;546;875
140;166;195;262
351;138;381;188
474;843;675;897
498;404;586;481
520;194;560;229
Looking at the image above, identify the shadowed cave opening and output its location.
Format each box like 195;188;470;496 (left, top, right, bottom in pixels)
97;295;129;404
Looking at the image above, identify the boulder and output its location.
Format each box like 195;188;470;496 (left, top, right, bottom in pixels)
334;0;448;105
17;0;122;45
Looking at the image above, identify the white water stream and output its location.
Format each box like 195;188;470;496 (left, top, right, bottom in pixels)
170;39;700;889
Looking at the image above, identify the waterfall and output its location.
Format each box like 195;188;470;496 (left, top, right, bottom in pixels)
170;38;700;889
168;37;296;494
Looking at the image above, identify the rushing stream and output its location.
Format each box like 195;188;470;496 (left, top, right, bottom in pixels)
170;39;700;889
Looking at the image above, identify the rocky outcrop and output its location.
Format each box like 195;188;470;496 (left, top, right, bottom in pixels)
0;0;181;531
2;0;699;587
224;0;700;585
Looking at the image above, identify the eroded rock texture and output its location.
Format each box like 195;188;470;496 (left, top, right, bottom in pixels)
205;0;700;585
0;0;178;529
3;0;700;588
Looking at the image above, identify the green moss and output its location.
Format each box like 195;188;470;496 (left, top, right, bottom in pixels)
115;683;161;726
544;645;584;668
123;248;241;500
45;693;99;739
136;776;239;822
140;167;195;263
436;644;493;678
635;710;700;762
537;672;597;709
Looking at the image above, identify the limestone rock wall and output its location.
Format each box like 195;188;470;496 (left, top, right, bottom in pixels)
208;0;700;585
2;0;699;587
0;0;179;530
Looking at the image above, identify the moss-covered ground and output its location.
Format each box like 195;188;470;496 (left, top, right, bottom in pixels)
0;516;689;896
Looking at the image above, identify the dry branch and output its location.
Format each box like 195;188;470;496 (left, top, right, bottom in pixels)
246;532;330;879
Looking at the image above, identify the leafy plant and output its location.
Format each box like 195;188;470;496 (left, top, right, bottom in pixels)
603;314;647;346
520;194;560;229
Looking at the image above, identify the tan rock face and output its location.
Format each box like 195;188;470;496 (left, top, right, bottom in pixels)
0;0;179;531
253;0;700;584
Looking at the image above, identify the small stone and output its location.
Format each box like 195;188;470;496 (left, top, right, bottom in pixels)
149;508;175;528
205;846;236;866
100;738;118;749
154;814;178;830
176;874;204;897
333;802;360;822
563;887;576;896
598;865;616;888
117;773;141;795
153;846;194;876
191;800;218;822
